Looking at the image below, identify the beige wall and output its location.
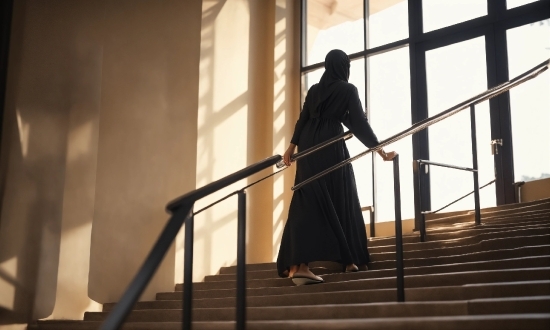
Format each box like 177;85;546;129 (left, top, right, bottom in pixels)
88;0;202;304
0;0;300;324
520;177;550;203
0;0;202;323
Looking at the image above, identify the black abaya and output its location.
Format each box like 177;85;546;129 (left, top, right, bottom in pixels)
276;51;380;277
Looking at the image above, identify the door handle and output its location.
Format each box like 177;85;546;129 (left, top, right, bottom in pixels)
490;139;503;155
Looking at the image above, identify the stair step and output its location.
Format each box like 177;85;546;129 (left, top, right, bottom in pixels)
161;268;550;301
103;280;550;312
369;226;550;253
201;234;550;285
31;314;550;330
426;205;550;228
425;198;550;222
34;199;550;330
204;253;550;285
370;234;550;262
87;296;550;322
367;215;550;248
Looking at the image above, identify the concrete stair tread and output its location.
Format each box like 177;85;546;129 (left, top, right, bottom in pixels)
208;245;550;280
366;217;550;248
103;280;550;312
34;199;550;329
87;296;550;323
159;268;550;301
425;207;550;227
369;225;550;253
31;313;550;330
370;234;550;261
425;198;550;221
189;235;550;288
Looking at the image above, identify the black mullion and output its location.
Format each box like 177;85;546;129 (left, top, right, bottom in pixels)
487;0;512;205
409;0;430;230
301;0;549;73
418;24;488;53
485;24;506;205
492;27;516;204
0;0;14;158
301;39;409;74
364;0;377;232
497;3;550;30
300;0;307;68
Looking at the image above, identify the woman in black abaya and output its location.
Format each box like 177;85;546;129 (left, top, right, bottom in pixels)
276;49;396;285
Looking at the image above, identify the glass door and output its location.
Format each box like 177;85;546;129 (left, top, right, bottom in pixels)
506;19;550;183
424;36;497;212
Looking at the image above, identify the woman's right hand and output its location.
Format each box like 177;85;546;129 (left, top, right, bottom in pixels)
284;144;297;166
378;149;397;161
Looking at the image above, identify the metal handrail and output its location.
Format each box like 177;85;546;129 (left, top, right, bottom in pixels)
422;179;496;215
276;130;354;168
101;58;549;329
291;59;549;191
101;155;281;330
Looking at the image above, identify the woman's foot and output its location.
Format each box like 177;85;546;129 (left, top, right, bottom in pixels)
345;263;359;273
290;263;323;285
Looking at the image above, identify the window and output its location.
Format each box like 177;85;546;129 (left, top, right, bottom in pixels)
300;0;549;220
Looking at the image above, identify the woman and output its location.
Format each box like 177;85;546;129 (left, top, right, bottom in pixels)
276;49;396;285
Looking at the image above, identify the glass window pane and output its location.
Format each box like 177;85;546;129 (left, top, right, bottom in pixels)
367;0;408;49
426;36;496;212
306;0;364;65
422;0;487;33
507;0;540;9
368;47;414;222
507;19;550;182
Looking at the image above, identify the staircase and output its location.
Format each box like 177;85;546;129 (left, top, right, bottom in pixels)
31;198;550;329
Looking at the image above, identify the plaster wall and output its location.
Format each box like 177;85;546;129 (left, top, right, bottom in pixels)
521;177;550;203
88;0;202;304
0;0;202;322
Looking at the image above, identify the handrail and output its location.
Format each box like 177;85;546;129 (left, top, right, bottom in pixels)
101;155;281;330
102;58;549;330
422;179;496;215
416;159;477;172
166;155;281;214
292;58;549;191
275;131;354;168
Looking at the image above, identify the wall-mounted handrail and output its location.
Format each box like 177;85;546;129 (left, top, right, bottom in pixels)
101;156;281;330
102;58;549;330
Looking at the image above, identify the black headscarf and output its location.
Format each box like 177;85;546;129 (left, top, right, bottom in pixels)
310;49;350;118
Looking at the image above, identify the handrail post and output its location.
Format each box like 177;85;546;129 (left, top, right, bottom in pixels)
415;161;426;242
371;153;376;238
236;190;247;330
470;104;481;225
393;155;405;302
183;212;194;330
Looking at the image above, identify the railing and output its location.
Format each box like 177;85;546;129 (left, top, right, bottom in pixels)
414;157;496;242
100;58;549;330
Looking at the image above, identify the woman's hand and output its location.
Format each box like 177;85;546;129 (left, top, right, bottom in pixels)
284;144;297;166
377;149;397;161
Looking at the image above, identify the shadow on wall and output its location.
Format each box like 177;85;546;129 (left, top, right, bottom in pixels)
271;0;298;260
174;0;298;282
182;0;252;282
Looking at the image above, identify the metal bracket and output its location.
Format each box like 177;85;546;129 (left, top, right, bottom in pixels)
490;139;503;155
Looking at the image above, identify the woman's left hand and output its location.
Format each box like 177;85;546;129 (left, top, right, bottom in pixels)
283;144;297;166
